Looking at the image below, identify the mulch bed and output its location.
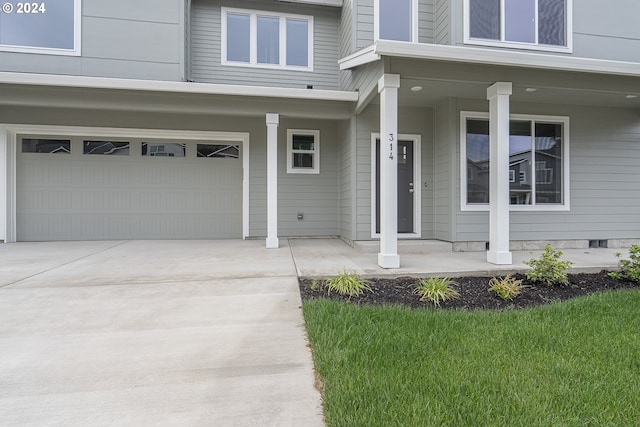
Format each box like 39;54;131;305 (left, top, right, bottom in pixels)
299;271;639;310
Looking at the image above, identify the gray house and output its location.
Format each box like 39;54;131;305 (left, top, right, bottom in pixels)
1;0;639;268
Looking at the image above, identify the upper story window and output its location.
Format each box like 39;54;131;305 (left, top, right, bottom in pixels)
461;112;570;211
464;0;572;53
222;8;313;71
376;0;418;42
0;0;81;55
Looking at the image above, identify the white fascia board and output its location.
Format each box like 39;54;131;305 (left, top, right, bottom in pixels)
372;40;640;78
0;72;358;103
339;45;381;70
277;0;342;6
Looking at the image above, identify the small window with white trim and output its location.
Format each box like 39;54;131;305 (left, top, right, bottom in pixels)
287;130;319;174
222;8;313;71
461;112;570;211
0;0;81;55
376;0;418;42
464;0;572;52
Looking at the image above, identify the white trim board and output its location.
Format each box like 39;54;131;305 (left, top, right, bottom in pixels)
340;40;640;78
0;72;358;102
1;124;251;242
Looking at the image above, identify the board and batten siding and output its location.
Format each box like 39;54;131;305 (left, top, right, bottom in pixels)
0;0;184;81
190;0;341;90
354;105;435;241
453;100;640;243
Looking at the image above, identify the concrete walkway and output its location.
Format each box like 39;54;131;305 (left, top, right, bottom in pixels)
0;240;324;427
0;238;624;426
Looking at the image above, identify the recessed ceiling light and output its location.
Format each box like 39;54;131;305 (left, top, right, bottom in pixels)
626;95;638;99
525;88;538;93
410;86;423;92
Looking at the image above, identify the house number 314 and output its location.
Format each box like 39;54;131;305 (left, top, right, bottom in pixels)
388;133;395;160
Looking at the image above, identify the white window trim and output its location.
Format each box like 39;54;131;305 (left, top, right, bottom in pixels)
0;0;82;56
370;133;422;239
463;0;573;54
374;0;419;43
287;129;320;174
221;7;314;72
460;111;570;212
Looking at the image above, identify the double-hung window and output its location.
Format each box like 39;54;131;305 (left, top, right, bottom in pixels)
222;8;313;70
376;0;418;42
464;0;572;52
0;0;81;55
461;112;570;211
287;130;320;174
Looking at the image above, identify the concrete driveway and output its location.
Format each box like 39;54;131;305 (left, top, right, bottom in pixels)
0;240;324;426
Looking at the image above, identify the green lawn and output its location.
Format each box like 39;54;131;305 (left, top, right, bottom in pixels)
303;290;640;427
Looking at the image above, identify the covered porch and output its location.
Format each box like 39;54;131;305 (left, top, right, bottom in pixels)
344;44;640;269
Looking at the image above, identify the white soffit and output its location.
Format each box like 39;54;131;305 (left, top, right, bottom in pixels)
340;40;640;78
0;72;358;103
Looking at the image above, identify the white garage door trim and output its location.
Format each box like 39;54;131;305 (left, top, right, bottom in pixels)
0;124;250;242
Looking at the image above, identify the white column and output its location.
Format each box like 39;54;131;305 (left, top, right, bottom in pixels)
377;74;401;269
266;113;279;249
487;82;513;265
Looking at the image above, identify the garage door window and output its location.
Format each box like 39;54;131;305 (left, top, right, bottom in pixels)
22;138;71;154
142;142;186;157
84;141;130;156
197;144;239;158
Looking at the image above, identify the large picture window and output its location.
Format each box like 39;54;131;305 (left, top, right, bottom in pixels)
461;113;569;211
0;0;81;55
464;0;571;52
222;8;313;70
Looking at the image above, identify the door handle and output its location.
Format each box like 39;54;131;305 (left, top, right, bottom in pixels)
409;189;414;194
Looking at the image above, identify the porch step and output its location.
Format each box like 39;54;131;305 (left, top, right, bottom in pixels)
354;240;453;254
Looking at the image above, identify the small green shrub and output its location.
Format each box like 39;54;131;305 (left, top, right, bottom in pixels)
414;277;460;306
488;274;524;301
609;244;640;284
309;280;321;291
524;244;573;286
324;268;371;297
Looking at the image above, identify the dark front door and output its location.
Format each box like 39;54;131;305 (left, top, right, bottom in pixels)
376;139;415;234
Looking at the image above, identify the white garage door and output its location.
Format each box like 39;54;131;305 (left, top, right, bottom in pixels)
16;136;243;241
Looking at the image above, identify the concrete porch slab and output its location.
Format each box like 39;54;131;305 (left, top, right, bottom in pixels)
289;238;621;278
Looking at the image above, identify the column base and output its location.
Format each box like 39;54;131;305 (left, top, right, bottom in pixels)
378;253;400;269
487;250;512;265
266;237;279;249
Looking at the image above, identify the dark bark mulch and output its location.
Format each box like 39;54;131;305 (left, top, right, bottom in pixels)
299;271;639;310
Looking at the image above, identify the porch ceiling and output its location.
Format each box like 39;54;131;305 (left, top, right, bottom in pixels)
393;79;640;110
379;58;640;110
0;74;357;120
